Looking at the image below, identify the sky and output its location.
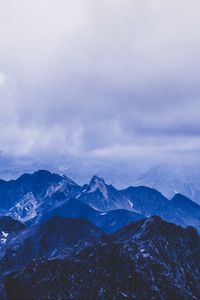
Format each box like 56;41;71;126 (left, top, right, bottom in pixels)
0;0;200;166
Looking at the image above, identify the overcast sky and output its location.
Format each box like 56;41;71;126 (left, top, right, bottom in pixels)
0;0;200;165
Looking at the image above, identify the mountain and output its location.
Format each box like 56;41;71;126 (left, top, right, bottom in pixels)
135;162;200;204
1;217;102;273
37;198;144;233
76;175;134;212
171;193;200;228
121;186;191;227
121;186;176;217
75;176;200;231
1;169;200;299
4;217;200;300
0;170;199;233
1;171;200;233
3;157;200;204
0;170;81;222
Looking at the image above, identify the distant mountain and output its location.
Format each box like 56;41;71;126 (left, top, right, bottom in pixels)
56;158;141;188
4;217;200;300
0;170;81;222
135;162;200;204
0;155;141;189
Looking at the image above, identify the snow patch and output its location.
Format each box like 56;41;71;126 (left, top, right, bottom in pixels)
2;231;8;238
128;199;133;208
1;231;9;244
9;192;39;222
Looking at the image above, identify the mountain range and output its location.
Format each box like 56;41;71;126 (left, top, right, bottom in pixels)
0;169;200;299
0;170;200;233
1;155;200;204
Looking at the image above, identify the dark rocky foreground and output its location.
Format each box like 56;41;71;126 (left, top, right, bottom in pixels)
3;216;200;300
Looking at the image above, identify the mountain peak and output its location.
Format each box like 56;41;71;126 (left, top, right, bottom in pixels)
33;169;52;176
171;193;200;210
86;175;108;199
90;175;105;185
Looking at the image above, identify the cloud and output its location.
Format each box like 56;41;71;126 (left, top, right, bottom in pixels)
0;0;200;164
0;72;7;86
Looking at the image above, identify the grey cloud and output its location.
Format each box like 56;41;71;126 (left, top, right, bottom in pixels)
0;1;200;165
